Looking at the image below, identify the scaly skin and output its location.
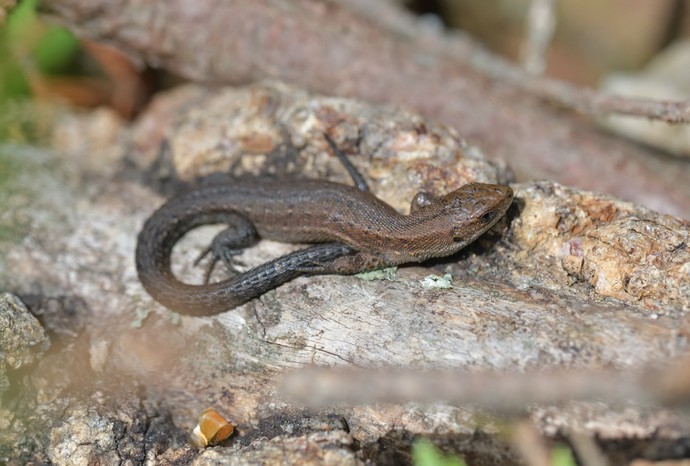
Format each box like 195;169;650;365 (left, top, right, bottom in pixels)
135;180;513;315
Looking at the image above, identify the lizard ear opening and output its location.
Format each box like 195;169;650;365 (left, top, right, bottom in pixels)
452;235;472;245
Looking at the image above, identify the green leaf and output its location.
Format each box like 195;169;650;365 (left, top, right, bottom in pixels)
6;0;39;42
412;439;466;466
0;0;79;100
33;26;79;72
551;444;577;466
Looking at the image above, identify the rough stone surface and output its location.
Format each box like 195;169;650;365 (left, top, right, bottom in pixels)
132;81;511;213
481;182;690;312
0;293;48;395
192;431;362;466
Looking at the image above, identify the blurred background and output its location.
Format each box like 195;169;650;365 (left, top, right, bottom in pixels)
2;0;688;120
407;0;688;85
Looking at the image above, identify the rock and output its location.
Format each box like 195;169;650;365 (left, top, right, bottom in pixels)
192;431;361;466
0;293;49;395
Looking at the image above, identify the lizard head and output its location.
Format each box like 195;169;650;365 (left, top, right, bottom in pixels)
440;182;514;250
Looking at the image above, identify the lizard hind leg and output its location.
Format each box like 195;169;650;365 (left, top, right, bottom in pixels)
193;219;257;284
286;243;358;274
309;251;390;275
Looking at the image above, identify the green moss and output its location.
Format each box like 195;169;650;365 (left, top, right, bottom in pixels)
355;267;397;281
420;273;453;289
0;149;22;185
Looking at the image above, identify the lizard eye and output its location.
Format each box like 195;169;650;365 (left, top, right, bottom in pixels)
480;211;495;223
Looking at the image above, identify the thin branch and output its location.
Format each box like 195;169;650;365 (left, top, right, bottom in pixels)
281;355;690;410
466;41;690;124
521;0;557;75
511;420;553;466
527;79;690;124
567;430;609;466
